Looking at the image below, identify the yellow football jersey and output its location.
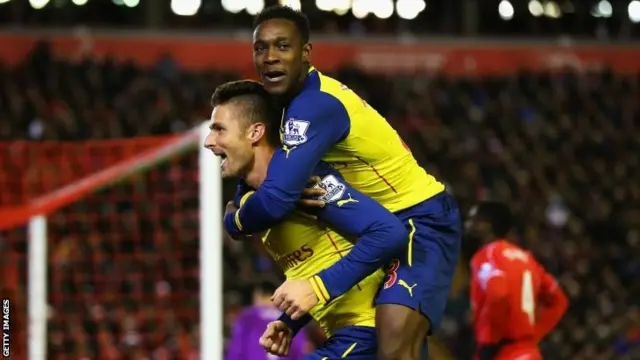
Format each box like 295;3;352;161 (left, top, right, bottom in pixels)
262;212;384;336
279;68;445;213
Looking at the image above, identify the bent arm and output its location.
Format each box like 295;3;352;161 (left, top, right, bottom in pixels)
308;166;408;304
535;269;568;340
224;92;350;237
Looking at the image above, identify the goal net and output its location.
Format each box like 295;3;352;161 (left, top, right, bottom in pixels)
0;123;223;360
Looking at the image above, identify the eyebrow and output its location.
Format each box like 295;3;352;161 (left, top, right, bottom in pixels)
254;36;290;44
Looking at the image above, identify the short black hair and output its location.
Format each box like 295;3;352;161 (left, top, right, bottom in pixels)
474;201;513;238
253;5;311;44
210;80;281;147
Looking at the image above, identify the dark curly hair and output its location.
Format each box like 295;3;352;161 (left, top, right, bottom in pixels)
253;5;311;44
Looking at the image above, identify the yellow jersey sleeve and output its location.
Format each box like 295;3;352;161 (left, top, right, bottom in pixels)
314;71;445;212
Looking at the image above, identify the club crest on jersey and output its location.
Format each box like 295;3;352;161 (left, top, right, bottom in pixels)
282;118;309;146
477;262;503;290
315;175;346;203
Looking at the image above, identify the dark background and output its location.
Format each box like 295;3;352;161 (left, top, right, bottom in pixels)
0;1;638;359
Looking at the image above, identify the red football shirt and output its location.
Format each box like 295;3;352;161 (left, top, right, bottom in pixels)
470;240;568;355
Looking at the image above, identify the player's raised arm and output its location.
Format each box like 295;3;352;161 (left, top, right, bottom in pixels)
224;92;350;237
533;265;568;340
308;167;408;304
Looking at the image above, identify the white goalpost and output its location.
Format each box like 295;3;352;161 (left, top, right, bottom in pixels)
198;122;224;360
22;122;223;360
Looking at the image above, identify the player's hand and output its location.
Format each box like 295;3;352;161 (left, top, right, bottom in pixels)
299;176;327;209
272;279;319;320
259;320;292;356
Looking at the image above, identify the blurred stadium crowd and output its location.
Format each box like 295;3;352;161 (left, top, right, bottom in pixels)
0;41;638;360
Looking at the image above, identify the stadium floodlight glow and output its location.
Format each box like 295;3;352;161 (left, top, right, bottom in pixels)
543;1;561;18
498;0;514;20
29;0;50;9
396;0;426;20
122;0;139;7
71;0;88;5
630;0;640;22
351;0;370;19
316;0;351;14
595;0;612;17
222;0;245;13
112;0;124;5
333;0;351;15
0;0;12;4
316;0;333;11
528;0;543;16
246;0;264;15
372;0;394;19
279;0;301;10
171;0;201;15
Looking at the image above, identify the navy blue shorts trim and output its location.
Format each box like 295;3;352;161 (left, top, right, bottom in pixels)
375;191;462;332
304;326;377;360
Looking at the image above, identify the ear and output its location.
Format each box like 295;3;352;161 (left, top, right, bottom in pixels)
247;122;266;144
302;42;312;63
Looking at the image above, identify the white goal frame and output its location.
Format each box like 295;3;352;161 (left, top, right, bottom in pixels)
26;122;223;360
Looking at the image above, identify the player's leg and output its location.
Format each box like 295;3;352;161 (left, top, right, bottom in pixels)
375;192;462;360
304;326;377;360
375;256;432;360
375;258;430;359
376;303;429;359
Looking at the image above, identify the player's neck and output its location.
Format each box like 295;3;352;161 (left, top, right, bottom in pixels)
279;65;311;106
243;146;276;189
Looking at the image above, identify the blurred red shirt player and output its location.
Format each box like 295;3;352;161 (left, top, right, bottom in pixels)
465;201;568;360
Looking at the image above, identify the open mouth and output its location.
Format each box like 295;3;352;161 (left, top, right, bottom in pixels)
263;70;286;83
212;150;227;168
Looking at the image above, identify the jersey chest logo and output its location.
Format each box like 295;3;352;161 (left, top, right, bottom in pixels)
281;118;310;146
